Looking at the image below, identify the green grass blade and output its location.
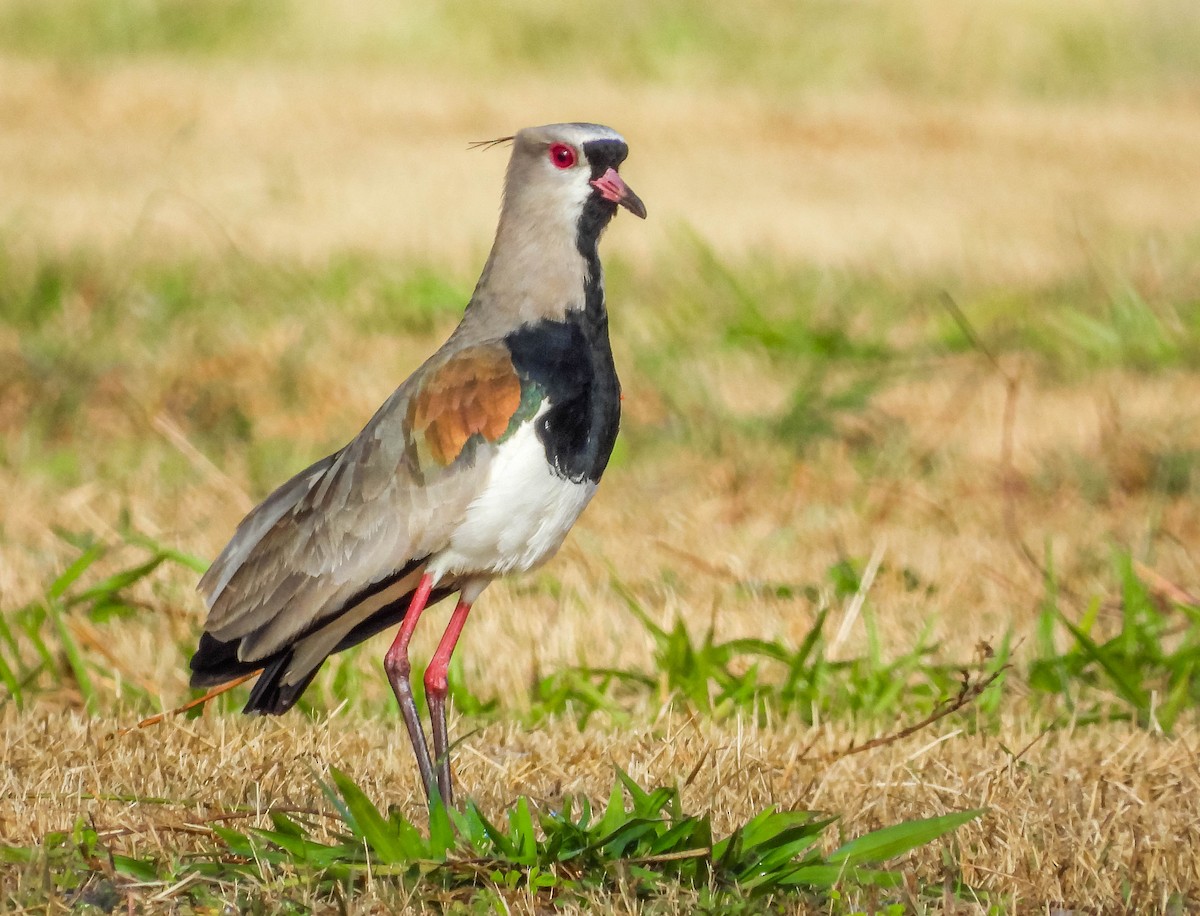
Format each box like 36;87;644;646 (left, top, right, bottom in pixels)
828;809;983;867
426;792;455;857
121;532;209;573
610;578;666;640
212;825;259;859
0;642;23;708
45;600;96;714
459;800;514;857
267;810;308;837
1057;611;1150;711
596;819;663;857
46;543;105;601
0;609;21;657
507;796;538;863
782;863;904;888
312;768;354;834
327;766;409;864
110;854;160;882
69;556;167;608
595;776;630;839
719;637;794;663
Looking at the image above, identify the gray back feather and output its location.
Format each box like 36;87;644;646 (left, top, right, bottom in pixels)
197;370;485;662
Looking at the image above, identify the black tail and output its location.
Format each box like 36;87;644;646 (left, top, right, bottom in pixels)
189;632;324;715
244;650;323;715
189;630;268;685
188;584;456;715
188;631;300;715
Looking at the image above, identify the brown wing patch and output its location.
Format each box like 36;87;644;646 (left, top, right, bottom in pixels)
407;345;523;469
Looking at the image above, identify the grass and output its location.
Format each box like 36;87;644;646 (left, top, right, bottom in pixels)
4;0;1200;911
8;527;1199;743
3;0;1200;102
4;239;1200;911
1;516;1198;909
5;244;1200;913
1;766;983;911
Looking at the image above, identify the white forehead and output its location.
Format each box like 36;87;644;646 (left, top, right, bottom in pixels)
518;122;627;148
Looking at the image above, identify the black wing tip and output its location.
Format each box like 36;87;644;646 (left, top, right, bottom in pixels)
186;561;444;718
188;632;307;716
189;631;254;680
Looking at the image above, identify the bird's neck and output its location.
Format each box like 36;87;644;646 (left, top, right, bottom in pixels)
577;247;609;337
464;210;609;334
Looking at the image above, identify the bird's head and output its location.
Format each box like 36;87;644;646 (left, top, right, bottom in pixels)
492;122;646;254
466;122;644;324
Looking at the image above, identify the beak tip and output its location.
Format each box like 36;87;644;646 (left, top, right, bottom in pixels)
619;193;647;220
592;168;647;220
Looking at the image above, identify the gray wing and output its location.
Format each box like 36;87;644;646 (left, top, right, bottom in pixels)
195;339;529;665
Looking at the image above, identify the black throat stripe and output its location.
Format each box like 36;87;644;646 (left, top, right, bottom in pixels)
505;312;621;485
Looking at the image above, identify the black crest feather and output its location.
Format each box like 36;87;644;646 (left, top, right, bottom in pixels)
468;136;514;151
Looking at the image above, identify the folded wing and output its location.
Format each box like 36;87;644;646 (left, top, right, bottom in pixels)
189;341;534;709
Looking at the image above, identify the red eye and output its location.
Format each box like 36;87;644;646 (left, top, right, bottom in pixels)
549;143;577;169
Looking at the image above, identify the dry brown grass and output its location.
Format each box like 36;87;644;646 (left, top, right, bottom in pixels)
4;331;1199;909
4;4;1200;910
4;711;1200;910
4;56;1200;282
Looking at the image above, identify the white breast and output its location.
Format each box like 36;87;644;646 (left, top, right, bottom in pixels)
426;413;596;580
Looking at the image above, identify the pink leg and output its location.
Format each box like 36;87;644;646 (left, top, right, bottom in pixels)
423;597;474;807
383;574;437;802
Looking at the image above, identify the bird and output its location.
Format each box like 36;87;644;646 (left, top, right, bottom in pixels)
188;122;646;808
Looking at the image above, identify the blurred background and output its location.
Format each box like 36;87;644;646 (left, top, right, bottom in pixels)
2;0;1200;710
4;0;1200;273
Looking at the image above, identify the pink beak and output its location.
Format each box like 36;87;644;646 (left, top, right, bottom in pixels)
590;168;647;219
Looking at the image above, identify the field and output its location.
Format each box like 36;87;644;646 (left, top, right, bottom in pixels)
3;0;1200;911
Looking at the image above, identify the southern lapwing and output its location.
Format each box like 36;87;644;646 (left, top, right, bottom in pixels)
189;123;645;807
